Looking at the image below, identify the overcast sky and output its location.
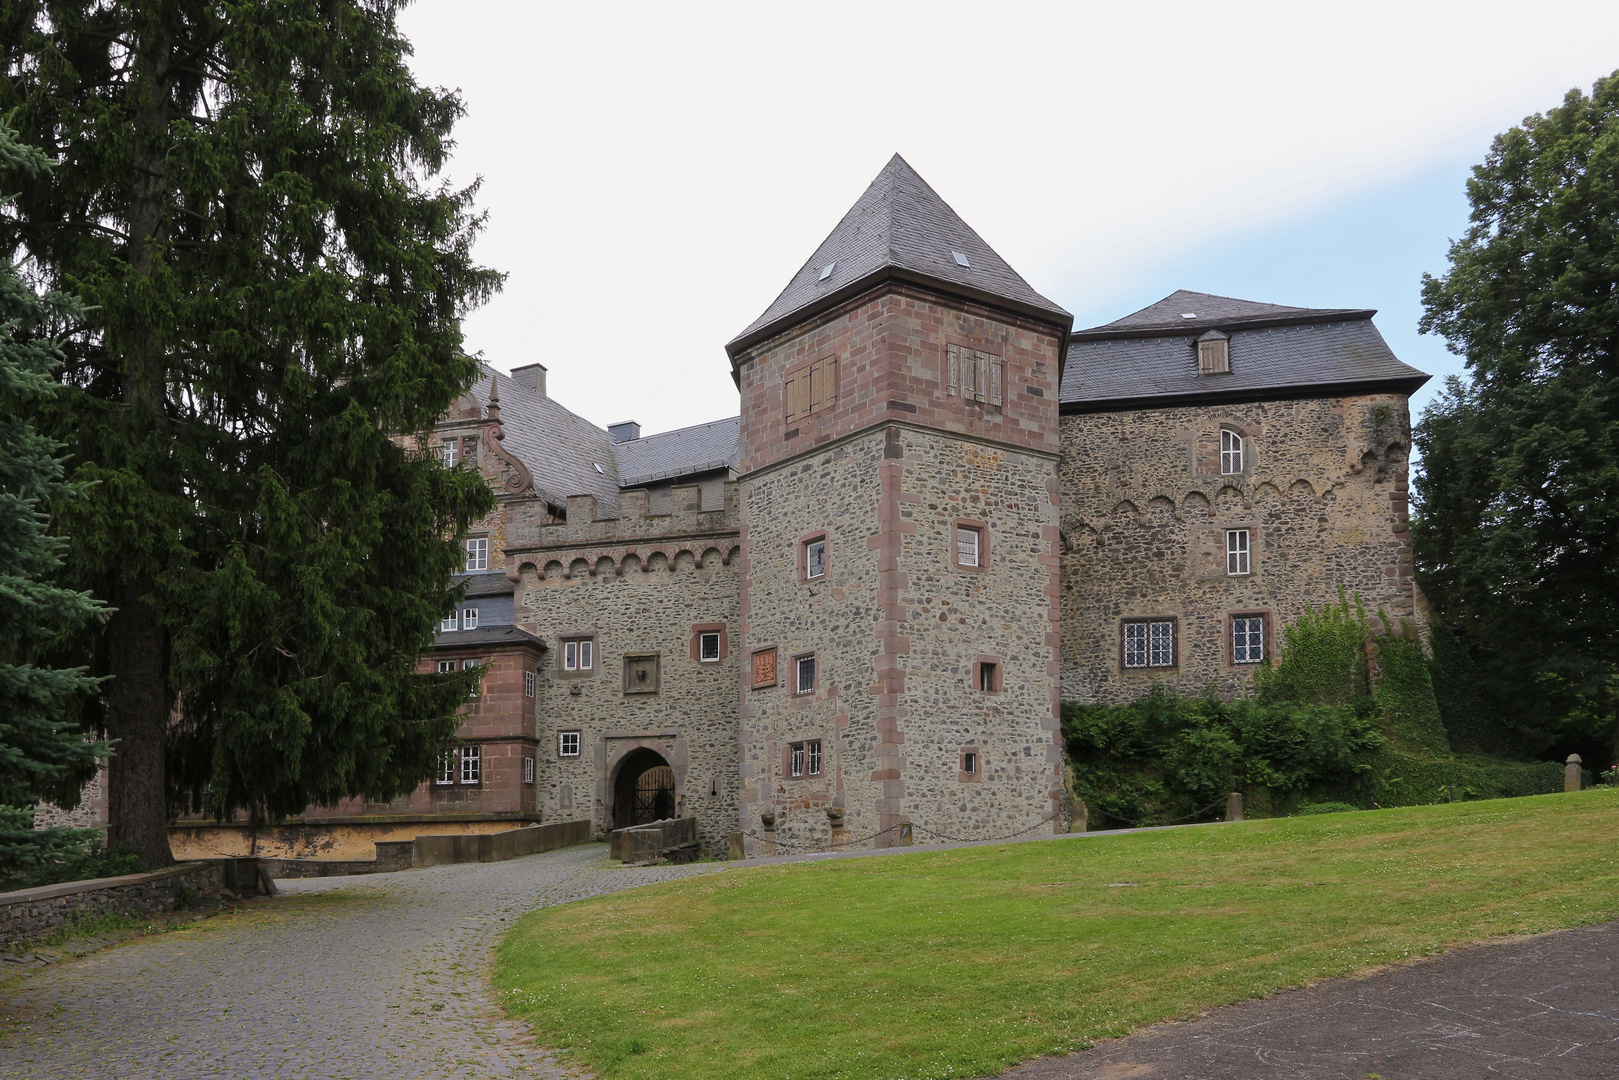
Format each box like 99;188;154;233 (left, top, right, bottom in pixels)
397;1;1619;437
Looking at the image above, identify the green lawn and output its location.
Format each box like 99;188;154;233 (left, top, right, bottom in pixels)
494;789;1619;1080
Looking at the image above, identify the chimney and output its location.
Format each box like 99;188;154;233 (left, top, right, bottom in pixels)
509;363;547;396
607;420;641;443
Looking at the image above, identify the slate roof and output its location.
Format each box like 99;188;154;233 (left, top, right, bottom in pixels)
1061;292;1429;410
431;624;546;651
728;154;1070;356
452;572;514;599
466;366;620;517
614;416;740;488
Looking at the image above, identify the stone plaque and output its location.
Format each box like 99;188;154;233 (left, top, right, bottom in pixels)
622;653;660;694
752;647;777;688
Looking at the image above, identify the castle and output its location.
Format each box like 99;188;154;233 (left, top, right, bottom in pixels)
170;155;1428;861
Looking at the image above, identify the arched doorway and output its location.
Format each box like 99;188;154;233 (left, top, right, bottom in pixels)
612;747;676;829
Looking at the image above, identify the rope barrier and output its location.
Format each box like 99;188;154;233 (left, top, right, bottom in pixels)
1092;796;1229;829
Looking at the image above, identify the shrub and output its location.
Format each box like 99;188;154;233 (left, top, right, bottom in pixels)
1294;802;1360;815
1372;618;1451;756
1253;590;1369;706
0;812;144;893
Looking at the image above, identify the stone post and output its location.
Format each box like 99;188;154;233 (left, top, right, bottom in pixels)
1072;799;1088;833
727;831;744;861
1224;792;1244;822
897;821;914;846
1566;754;1583;793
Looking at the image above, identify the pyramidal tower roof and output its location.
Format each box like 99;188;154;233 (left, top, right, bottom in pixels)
727;154;1070;357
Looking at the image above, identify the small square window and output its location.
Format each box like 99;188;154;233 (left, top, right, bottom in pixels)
461;606;479;630
699;632;721;662
956;526;981;568
978;661;998;692
1220;429;1244;474
459;745;481;784
436;660;455;674
442;438;459;467
441;612;459;633
795;655;816;695
464;537;489;572
523;756;535;784
1226;529;1251;576
524;670;536;698
789;740;822;778
562;638;594;672
1124;619;1176;669
1232;615;1266;664
804;538;827;580
559;731;581;757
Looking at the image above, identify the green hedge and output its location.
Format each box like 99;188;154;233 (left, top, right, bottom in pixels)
1362;750;1564;807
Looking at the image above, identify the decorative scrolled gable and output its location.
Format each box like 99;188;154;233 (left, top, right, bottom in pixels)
482;380;535;496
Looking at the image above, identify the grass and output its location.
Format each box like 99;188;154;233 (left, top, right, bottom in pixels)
494;789;1619;1080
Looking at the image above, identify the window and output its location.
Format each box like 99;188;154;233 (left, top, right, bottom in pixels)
1198;331;1231;375
523;756;535;784
464;537;489;571
1123;619;1176;669
524;670;536;697
752;647;778;688
789;740;822;777
957;527;980;567
436;660;455;674
462;658;481;670
441;438;458;467
459;744;481;784
463;658;482;699
804;537;827;580
784;356;838;425
562;638;594;672
1231;615;1266;664
946;344;1003;405
559;730;581;757
699;632;721;662
962;751;978;776
437;752;456;785
1226;529;1251;575
461;607;479;630
978;661;998;692
795;655;816;695
1220;429;1243;474
441;612;459;633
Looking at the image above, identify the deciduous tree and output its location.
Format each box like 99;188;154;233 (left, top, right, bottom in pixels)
0;1;499;864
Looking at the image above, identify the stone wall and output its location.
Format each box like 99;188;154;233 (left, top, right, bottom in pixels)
511;481;742;857
1057;392;1418;703
0;862;220;945
31;765;108;831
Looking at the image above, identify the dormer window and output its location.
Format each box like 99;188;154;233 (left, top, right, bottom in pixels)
1198;331;1231;375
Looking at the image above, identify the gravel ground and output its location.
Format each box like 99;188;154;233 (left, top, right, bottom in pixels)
0;843;719;1079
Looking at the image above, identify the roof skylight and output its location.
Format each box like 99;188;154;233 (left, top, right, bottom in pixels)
951;251;970;268
1181;312;1197;319
818;263;836;281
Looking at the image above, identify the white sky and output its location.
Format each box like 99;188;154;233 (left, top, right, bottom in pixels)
398;1;1619;435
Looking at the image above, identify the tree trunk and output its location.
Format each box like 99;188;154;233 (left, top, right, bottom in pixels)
104;575;173;867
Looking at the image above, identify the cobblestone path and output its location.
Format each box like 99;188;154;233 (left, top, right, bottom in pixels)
0;843;721;1079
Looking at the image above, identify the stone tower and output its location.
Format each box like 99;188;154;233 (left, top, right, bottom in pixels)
725;155;1073;850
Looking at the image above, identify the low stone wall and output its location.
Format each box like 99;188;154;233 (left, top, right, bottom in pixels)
261;840;415;878
610;816;700;863
0;862;221;946
413;819;591;868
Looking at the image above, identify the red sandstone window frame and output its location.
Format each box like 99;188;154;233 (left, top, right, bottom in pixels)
751;646;779;689
800;532;829;583
690;623;728;663
953;520;989;571
785;739;823;778
793;653;818;696
1121;617;1178;671
973;656;1003;693
959;748;982;782
1228;611;1270;666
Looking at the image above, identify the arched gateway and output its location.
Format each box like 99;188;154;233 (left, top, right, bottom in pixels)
612;747;675;829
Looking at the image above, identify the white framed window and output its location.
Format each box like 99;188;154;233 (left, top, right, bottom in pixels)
1226;529;1251;575
462;658;481;670
562;639;594;672
523;756;536;784
464;537;489;572
795;655;816;695
524;670;536;697
1123;619;1176;669
441;612;459;633
804;538;827;580
956;526;981;568
789;739;822;778
462;658;482;699
558;730;581;757
459;745;481;784
1220;429;1244;474
1231;615;1266;664
442;438;458;467
461;607;479;630
436;660;455;674
437;752;456;785
699;632;721;662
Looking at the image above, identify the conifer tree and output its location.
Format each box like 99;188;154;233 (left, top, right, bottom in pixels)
0;119;108;876
0;2;500;864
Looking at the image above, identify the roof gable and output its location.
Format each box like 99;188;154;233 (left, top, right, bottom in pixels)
614;416;740;488
728;154;1069;355
1079;289;1373;338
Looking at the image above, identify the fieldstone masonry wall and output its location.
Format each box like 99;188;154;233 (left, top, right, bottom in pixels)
1;863;220;945
1058;392;1418;703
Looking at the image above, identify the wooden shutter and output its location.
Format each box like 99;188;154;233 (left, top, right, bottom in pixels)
989;358;1003;405
809;357;837;414
946;344;960;395
785;369;808;424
